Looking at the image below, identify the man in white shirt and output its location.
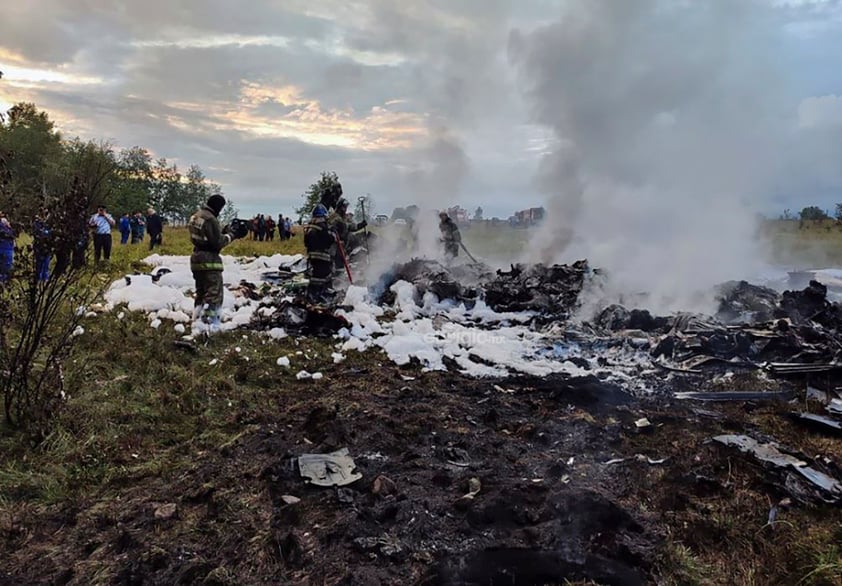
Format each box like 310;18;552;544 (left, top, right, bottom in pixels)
88;205;115;263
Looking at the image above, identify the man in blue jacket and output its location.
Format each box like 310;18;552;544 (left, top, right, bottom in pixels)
119;213;131;245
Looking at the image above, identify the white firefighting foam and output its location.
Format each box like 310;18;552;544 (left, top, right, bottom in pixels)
103;254;593;378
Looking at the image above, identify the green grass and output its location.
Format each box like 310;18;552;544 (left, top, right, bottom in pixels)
760;219;842;267
98;226;306;275
0;309;341;505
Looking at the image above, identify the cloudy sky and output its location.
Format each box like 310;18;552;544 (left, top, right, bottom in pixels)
2;0;842;219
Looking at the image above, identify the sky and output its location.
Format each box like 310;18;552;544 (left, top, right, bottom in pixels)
2;0;842;220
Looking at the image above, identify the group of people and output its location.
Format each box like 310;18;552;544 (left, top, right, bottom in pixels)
301;189;466;301
185;188;372;330
119;209;163;250
245;214;294;241
0;205;165;283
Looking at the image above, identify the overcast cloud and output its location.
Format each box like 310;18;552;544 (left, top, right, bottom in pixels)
1;0;842;220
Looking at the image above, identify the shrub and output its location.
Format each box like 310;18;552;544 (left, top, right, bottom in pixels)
0;185;102;439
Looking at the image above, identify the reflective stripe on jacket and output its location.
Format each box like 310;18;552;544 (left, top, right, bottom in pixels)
189;206;232;272
304;221;334;263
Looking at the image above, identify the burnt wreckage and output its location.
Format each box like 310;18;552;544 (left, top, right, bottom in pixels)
252;256;842;505
254;256;842;384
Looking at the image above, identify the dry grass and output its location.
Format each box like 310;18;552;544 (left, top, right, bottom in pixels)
762;219;842;267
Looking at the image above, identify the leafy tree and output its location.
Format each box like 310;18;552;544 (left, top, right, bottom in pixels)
150;158;183;222
113;146;153;214
181;164;210;220
474;206;483;221
835;204;842;223
0;100;221;225
0;103;63;218
800;206;829;221
296;171;342;220
354;194;373;223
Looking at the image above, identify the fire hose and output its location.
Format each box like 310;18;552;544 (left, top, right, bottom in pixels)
335;233;353;283
459;241;478;263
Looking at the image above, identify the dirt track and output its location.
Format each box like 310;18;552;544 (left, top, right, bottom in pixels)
1;365;839;585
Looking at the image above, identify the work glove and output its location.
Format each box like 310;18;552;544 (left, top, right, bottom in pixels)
357;220;367;230
223;224;241;240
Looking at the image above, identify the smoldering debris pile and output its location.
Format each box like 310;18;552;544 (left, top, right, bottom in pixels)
485;261;592;318
376;259;593;321
626;280;842;380
714;280;780;324
252;296;351;337
245;255;842;391
376;259;495;305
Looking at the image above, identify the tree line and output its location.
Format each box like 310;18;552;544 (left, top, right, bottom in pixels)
0;102;231;225
780;206;842;223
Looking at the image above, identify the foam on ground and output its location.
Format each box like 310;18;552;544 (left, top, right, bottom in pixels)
105;255;610;378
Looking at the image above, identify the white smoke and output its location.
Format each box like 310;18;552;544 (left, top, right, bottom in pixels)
508;0;803;314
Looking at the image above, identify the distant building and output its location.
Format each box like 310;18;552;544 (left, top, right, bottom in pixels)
513;207;545;227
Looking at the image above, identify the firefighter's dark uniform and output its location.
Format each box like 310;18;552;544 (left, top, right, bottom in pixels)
329;210;366;268
439;216;461;259
188;203;233;326
305;217;335;299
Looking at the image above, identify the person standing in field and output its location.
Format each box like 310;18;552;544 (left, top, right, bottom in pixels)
278;214;287;239
32;210;51;281
0;211;14;283
188;194;239;333
266;215;276;241
130;211;145;244
119;212;131;244
89;205;115;264
146;207;163;250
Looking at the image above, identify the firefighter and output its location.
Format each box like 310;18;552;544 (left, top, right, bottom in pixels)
328;198;367;267
188;194;239;332
304;204;335;301
439;211;461;260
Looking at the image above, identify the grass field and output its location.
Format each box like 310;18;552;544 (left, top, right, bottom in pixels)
1;219;841;583
42;217;842;276
763;219;842;267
